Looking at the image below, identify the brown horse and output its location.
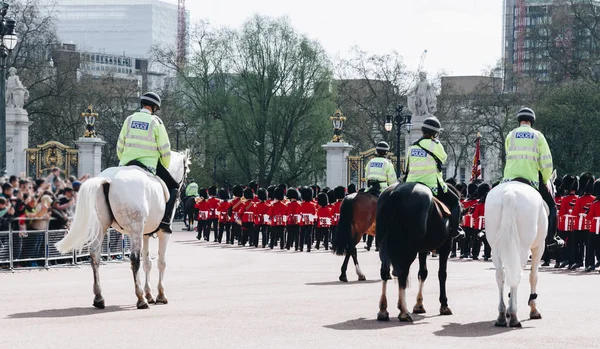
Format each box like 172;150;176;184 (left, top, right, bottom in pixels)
333;190;378;282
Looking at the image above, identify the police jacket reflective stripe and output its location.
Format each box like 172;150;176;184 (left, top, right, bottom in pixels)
405;138;447;194
364;157;397;189
502;125;553;188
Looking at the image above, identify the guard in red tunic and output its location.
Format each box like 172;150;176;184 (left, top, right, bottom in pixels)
315;192;332;250
216;188;231;244
584;180;600;272
460;182;479;258
248;181;260;203
471;183;491;261
569;173;595;270
331;186;345;245
557;175;578;268
228;185;244;245
207;185;220;242
298;186;315;252
285;188;301;250
253;188;270;248
268;187;287;249
237;187;256;246
195;188;209;241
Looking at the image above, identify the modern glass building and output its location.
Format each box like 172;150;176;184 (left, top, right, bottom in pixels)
40;0;181;59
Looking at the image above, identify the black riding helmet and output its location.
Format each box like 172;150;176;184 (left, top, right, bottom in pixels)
517;107;535;126
257;188;268;201
376;141;390;156
421;117;442;137
140;92;161;112
317;192;329;207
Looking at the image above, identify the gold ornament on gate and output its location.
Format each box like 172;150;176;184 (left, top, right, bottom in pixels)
81;105;99;138
329;109;347;142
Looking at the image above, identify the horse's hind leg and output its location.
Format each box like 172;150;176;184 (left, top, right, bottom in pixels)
156;232;170;304
129;231;148;309
377;248;391;321
438;240;453;316
493;257;508;327
142;234;154;304
413;252;428;314
90;229;107;309
528;244;544;320
396;265;412;322
339;253;350;282
351;247;366;281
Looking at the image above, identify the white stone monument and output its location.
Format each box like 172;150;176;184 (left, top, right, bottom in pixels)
406;71;437;146
75;105;105;176
322;109;353;188
5;67;32;176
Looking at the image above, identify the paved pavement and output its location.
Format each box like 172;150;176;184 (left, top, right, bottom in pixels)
1;222;599;349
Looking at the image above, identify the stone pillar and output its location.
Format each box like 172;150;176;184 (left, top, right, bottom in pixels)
5;107;32;176
321;141;353;188
75;137;106;177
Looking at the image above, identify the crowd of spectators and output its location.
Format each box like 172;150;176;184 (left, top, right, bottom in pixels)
0;167;88;267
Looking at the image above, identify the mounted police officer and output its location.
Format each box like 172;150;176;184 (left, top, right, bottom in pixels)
502;107;563;249
364;141;397;194
116;92;179;233
405;117;465;239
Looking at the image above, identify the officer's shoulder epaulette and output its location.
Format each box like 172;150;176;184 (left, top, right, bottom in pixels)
152;115;164;125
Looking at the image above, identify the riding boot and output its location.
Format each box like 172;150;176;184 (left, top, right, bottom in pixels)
450;204;466;240
158;188;178;234
545;205;564;251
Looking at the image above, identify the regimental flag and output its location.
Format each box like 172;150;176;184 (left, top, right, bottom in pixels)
470;133;481;182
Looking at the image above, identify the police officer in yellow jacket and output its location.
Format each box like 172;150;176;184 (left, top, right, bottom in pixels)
502;107;563;249
365;141;397;193
117;92;179;233
405;117;465;239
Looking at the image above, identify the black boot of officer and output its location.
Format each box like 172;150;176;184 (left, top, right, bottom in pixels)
157;162;181;234
436;182;466;241
538;173;564;251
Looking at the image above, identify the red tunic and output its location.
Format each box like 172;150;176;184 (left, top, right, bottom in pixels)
316;206;333;228
229;197;243;223
253;201;270;225
195;200;209;221
558;193;578;232
586;200;600;234
286;200;301;226
298;201;316;226
472;202;485;230
461;199;478;228
236;200;255;224
206;197;219;219
572;194;594;231
332;200;343;226
217;200;230;223
268;200;287;226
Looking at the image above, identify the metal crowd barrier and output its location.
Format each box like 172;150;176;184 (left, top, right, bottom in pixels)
0;218;132;271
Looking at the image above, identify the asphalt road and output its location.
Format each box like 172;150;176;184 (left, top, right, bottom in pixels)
2;222;599;349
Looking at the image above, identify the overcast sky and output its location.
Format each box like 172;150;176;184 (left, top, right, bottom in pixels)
179;0;503;77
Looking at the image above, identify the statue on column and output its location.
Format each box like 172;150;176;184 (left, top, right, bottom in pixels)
6;67;29;109
407;71;436;117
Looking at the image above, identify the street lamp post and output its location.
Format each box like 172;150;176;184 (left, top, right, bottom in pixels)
0;2;18;176
384;104;413;176
174;122;185;150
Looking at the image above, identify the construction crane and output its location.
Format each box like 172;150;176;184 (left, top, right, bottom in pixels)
177;0;186;68
417;50;428;72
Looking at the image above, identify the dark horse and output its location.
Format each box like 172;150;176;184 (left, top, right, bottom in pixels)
182;196;198;231
376;182;454;322
333;191;378;282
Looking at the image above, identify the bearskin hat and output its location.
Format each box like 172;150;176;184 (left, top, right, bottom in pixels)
579;172;595;195
267;186;276;200
593;180;600;197
218;188;229;200
257;188;268;201
477;183;491;199
232;184;243;198
199;188;208;200
287;188;299;200
317;192;329;207
467;182;479;199
334;186;346;200
445;177;457;187
248;180;258;193
208;185;217;196
560;174;577;195
322;187;330;193
347;183;356;194
243;187;254;200
300;186;313;202
327;190;336;205
274;187;285;201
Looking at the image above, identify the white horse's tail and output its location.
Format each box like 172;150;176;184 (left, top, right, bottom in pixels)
55;177;108;254
497;189;522;288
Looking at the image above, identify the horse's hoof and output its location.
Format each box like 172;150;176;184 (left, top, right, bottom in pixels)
439;306;453;316
93;298;105;309
377;311;389;321
358;275;366;281
494;313;507;327
155;294;169;305
413;304;426;314
137;300;149;309
530;311;542;320
398;312;413;322
145;295;155;304
339;275;348;283
509;314;521;327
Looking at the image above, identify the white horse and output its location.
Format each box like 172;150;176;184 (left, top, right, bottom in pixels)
56;151;190;309
484;171;556;327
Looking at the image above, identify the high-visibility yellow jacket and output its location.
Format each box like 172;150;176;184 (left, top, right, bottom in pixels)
405;138;447;195
117;109;171;173
364;157;397;189
185;182;199;197
502;125;553;189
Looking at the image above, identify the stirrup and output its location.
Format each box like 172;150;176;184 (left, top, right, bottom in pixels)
452;229;466;241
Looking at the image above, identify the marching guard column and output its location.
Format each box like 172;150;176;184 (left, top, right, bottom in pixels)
322;109;352;188
75;105;105;177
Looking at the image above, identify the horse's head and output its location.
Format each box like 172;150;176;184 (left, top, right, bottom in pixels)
169;149;191;185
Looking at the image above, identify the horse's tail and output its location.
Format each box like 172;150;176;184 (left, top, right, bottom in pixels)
55;177;108;254
333;196;354;256
497;189;522;288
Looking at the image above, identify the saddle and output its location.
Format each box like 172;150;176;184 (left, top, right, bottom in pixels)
432;196;451;218
123;160;170;202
